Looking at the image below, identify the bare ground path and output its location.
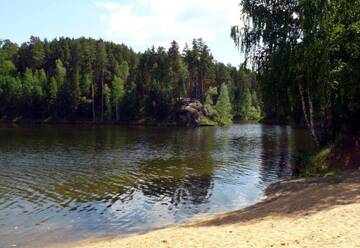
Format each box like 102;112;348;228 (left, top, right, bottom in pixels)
69;171;360;248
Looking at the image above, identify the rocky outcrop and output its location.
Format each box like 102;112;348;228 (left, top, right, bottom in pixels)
175;98;210;127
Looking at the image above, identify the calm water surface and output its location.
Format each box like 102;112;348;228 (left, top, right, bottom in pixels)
0;124;313;247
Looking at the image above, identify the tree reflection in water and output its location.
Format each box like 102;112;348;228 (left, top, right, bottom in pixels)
0;124;313;248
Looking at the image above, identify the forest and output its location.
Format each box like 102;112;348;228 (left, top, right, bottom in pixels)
232;0;360;146
0;1;360;246
0;37;261;125
0;0;358;141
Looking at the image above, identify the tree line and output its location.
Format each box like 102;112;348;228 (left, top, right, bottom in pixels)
0;37;261;124
232;0;360;145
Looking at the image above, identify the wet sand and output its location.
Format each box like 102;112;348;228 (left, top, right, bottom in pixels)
70;171;360;248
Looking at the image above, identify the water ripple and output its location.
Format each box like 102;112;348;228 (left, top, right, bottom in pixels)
0;124;313;248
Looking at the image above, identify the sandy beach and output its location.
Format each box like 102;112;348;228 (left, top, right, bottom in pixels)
67;171;360;248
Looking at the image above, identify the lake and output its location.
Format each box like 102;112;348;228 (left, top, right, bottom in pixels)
0;124;313;247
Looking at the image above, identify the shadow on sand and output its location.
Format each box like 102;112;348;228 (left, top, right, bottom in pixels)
191;170;360;227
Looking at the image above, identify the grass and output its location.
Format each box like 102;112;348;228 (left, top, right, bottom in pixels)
199;116;217;126
296;145;335;178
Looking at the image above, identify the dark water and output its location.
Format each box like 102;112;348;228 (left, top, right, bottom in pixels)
0;124;312;247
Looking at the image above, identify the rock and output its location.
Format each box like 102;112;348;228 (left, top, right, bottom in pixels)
174;98;210;127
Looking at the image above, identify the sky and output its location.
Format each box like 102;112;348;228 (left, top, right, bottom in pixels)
0;0;244;66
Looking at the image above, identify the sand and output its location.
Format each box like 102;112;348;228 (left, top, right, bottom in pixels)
69;171;360;248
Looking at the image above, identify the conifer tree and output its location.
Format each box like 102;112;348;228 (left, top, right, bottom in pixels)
215;84;233;125
48;77;58;115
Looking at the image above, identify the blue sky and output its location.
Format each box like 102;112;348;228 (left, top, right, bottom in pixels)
0;0;244;66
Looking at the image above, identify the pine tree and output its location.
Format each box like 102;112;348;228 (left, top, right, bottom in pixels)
0;75;21;118
104;83;112;120
33;70;44;99
240;87;252;121
80;72;92;99
54;60;67;118
69;66;80;115
112;76;124;121
95;42;107;121
204;86;218;119
178;60;189;98
21;68;35;117
48;77;58;104
55;59;66;88
32;69;45;117
48;77;58;116
111;61;129;121
168;41;182;99
0;37;265;125
35;69;47;90
118;61;129;81
68;43;81;116
29;36;45;70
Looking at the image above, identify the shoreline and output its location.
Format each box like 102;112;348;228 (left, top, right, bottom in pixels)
0;119;217;127
0;117;269;128
65;170;360;248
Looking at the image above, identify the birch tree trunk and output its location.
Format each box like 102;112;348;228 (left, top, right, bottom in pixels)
298;83;320;146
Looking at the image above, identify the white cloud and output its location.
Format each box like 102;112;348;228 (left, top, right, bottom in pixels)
96;0;243;65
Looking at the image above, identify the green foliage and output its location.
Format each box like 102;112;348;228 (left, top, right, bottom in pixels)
200;116;217;126
0;60;16;75
112;76;125;120
32;70;44;100
204;86;218;120
240;87;251;120
80;72;92;98
104;83;112;120
118;61;129;81
0;75;22;118
47;77;58;116
296;146;334;178
54;59;69;118
55;59;66;88
239;87;261;121
28;36;45;70
215;84;233;125
145;80;173;120
0;37;261;124
121;81;138;120
48;77;58;103
69;66;80;115
22;68;34;103
168;41;189;99
111;61;129;120
183;39;216;102
68;44;81;115
178;60;189;97
233;0;360;141
35;69;47;92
